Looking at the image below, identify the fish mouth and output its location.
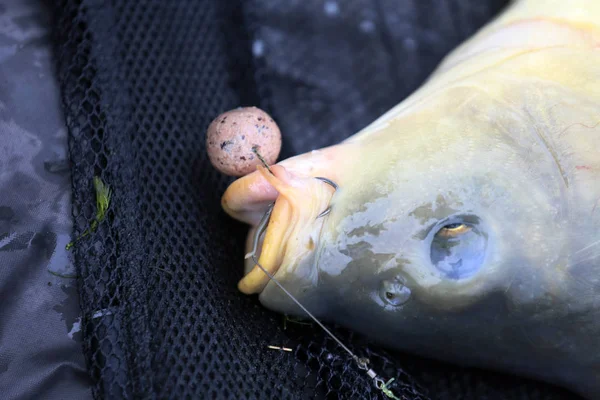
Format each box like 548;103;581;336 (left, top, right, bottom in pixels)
236;165;334;295
239;194;292;294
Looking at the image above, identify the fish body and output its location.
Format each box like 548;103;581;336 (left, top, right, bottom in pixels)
222;0;600;397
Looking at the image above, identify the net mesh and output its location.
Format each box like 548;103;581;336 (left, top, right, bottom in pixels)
50;0;581;398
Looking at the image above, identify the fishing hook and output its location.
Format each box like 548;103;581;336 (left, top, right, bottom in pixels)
314;176;338;218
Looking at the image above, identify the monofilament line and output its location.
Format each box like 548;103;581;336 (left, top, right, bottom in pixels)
246;149;402;399
250;253;358;361
245;214;403;400
245;205;356;358
245;202;357;358
249;248;402;399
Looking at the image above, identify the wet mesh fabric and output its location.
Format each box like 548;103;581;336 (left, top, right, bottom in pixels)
50;0;583;399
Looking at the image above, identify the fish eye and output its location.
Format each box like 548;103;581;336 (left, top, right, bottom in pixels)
430;218;487;280
380;279;411;307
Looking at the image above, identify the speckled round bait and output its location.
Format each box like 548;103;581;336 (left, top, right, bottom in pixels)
206;107;281;177
222;1;600;397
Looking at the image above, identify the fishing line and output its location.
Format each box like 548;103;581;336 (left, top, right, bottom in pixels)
246;214;401;399
244;152;403;399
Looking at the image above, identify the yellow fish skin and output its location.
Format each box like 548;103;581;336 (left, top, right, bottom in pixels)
222;0;600;397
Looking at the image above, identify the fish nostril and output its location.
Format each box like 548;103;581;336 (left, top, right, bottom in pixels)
380;278;411;307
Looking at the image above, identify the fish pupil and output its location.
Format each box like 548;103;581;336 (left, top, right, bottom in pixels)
385;292;394;300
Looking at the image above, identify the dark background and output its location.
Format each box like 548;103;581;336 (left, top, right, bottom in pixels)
0;0;585;398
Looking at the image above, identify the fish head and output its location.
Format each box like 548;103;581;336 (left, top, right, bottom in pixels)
222;84;569;352
221;161;338;313
220;5;600;396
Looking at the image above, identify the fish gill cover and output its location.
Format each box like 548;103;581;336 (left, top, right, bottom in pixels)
50;0;580;398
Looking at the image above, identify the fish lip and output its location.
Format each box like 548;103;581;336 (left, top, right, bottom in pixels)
255;221;282;276
239;202;325;296
237;165;335;295
265;216;326;292
237;195;297;294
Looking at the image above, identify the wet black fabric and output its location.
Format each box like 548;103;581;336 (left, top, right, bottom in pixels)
43;0;583;399
0;1;93;399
